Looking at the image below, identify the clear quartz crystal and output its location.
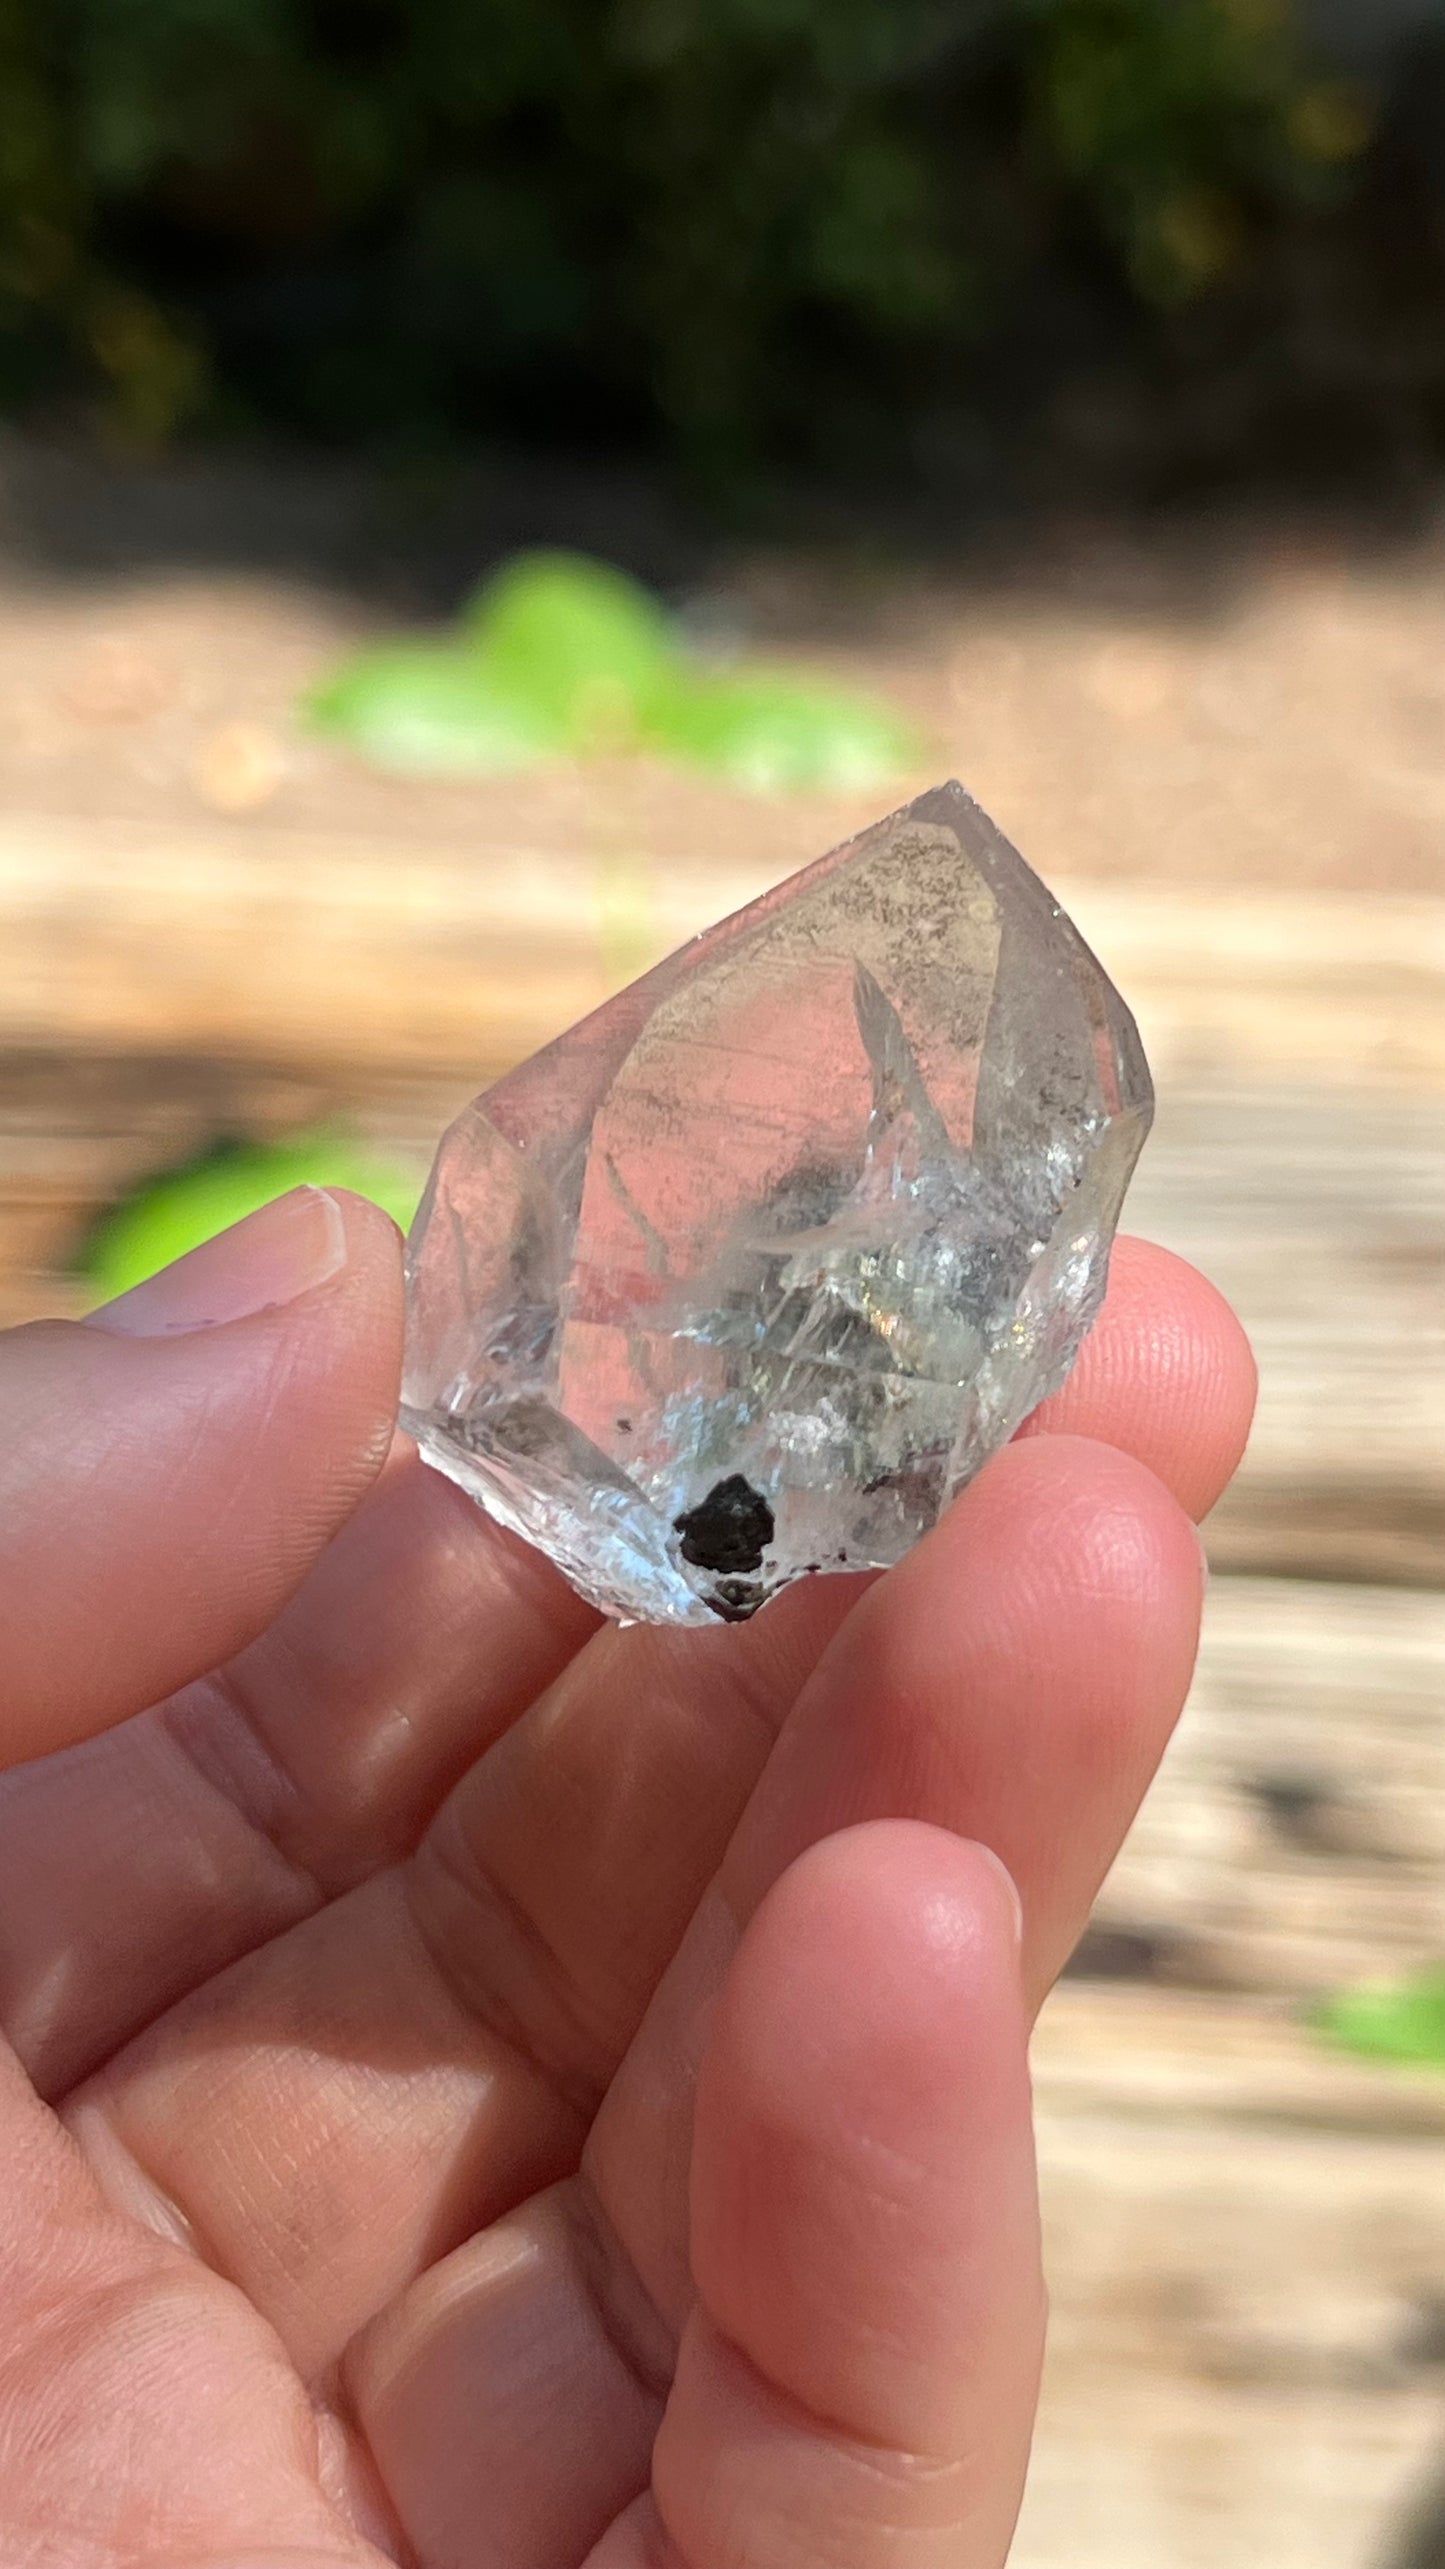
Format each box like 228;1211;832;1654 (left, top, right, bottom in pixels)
401;781;1153;1625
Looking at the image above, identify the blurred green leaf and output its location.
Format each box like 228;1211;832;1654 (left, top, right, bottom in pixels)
465;550;677;748
1313;1969;1445;2073
650;670;922;792
82;1134;423;1303
307;550;921;789
305;640;563;775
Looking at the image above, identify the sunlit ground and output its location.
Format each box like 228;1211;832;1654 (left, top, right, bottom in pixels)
0;504;1440;896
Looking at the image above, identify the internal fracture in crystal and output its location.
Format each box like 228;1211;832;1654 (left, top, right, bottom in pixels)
401;781;1153;1625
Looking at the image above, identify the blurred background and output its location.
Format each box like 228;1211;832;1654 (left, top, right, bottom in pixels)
2;2;1444;2561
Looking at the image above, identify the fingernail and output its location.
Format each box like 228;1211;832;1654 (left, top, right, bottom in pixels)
973;1842;1024;1946
86;1187;348;1337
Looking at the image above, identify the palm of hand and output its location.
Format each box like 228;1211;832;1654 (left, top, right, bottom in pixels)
0;1196;1252;2569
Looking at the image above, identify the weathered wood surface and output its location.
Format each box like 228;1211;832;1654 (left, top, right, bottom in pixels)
1089;1577;1445;2001
1025;2005;1445;2569
5;1059;1439;1581
1128;1090;1445;1586
2;810;1443;1087
1020;1578;1445;2569
1;813;1442;1577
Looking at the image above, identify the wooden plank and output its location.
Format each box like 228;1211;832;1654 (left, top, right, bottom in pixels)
0;1048;422;1324
5;1056;1439;1584
1035;1983;1445;2140
1015;1581;1445;2566
0;810;1440;1566
1;810;1442;1088
1128;1089;1445;1586
1022;2373;1445;2569
1023;2012;1445;2569
1087;1577;1445;1996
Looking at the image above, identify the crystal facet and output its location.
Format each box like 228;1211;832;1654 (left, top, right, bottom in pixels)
401;782;1153;1625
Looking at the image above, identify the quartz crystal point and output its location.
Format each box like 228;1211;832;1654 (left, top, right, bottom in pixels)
401;781;1152;1625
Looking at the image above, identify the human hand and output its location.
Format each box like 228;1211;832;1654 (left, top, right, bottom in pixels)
0;1187;1253;2568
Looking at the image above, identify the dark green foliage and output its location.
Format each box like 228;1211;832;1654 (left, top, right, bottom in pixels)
0;0;1420;483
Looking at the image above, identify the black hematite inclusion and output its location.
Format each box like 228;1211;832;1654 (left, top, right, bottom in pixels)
674;1475;775;1576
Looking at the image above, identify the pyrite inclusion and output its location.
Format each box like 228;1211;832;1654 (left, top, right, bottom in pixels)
401;782;1152;1625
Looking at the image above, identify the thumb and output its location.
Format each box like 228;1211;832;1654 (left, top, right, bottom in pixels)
0;1187;403;1767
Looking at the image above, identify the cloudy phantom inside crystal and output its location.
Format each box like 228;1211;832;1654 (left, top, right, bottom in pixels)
402;782;1152;1624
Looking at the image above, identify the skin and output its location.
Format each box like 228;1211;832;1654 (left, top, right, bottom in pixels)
0;1192;1255;2569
